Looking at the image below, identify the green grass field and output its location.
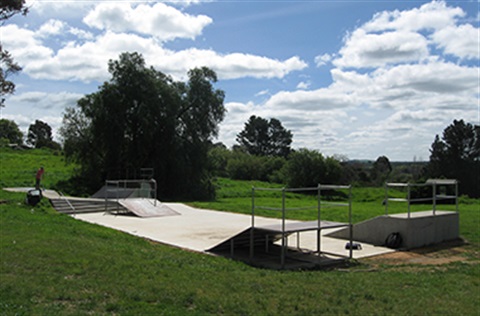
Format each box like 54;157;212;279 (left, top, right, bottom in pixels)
1;148;479;315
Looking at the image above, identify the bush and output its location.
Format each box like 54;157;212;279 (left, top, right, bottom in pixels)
285;148;342;188
226;151;286;182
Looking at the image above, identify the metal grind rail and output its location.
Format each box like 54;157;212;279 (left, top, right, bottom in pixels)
250;184;353;269
59;191;76;215
384;179;458;218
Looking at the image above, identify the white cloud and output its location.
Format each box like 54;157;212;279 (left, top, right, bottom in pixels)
83;2;212;41
37;19;66;37
431;24;479;59
362;1;464;32
296;81;310;90
334;29;429;68
314;53;333;67
333;1;477;69
152;50;307;80
0;24;53;66
264;88;356;111
2;21;307;83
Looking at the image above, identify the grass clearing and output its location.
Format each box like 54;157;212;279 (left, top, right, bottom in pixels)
1;149;479;314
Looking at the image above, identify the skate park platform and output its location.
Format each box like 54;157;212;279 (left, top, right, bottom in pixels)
72;203;394;269
327;210;459;249
3;185;395;269
327;179;461;250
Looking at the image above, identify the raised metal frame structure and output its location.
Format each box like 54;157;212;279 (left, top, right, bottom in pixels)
249;184;353;269
384;179;458;218
104;178;157;214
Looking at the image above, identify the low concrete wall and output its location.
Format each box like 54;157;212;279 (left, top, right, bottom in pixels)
327;210;459;249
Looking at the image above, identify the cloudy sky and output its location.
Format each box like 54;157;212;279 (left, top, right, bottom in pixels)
1;0;478;161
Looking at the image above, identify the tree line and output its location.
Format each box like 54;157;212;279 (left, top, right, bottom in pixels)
0;119;61;150
1;51;478;199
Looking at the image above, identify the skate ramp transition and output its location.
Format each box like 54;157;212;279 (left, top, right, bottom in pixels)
208;220;353;269
117;199;179;218
326;210;459;249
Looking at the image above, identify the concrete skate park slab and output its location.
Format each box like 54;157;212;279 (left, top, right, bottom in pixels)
4;187;60;199
73;203;394;259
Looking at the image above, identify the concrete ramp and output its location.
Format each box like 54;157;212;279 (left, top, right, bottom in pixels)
326;210;459;249
118;199;179;218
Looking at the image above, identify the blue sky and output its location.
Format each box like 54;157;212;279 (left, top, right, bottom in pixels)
1;0;479;161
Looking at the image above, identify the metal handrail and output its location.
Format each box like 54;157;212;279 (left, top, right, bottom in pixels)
59;191;76;216
384;180;458;217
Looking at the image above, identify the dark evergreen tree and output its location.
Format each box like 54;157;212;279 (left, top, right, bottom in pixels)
427;119;479;198
236;115;292;157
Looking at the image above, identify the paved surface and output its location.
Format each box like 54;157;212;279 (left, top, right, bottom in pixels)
4;187;395;259
73;203;394;259
4;187;60;199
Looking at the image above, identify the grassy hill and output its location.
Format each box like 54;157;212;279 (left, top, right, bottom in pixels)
1;148;479;315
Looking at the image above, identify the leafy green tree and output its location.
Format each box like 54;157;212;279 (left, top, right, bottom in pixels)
428;119;479;198
0;118;23;144
236;115;292;158
27;120;60;149
1;0;28;107
61;52;225;200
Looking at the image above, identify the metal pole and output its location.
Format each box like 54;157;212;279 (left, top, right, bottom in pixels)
250;187;255;262
281;188;286;269
104;180;108;213
317;184;321;256
433;182;437;215
407;183;411;219
455;180;459;213
348;185;353;259
151;179;157;206
116;181;120;214
384;183;389;216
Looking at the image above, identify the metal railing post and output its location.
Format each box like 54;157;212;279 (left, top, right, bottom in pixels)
281;188;286;269
407;183;411;219
348;185;353;259
250;187;255;262
384;183;389;215
455;180;459;213
432;182;437;215
317;184;321;255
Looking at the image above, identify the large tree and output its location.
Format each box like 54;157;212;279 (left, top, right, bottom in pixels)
236;115;292;158
61;52;225;200
27;119;60;149
428;119;479;198
0;0;28;107
0;118;22;144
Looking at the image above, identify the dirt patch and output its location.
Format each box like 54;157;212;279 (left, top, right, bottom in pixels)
363;239;477;266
